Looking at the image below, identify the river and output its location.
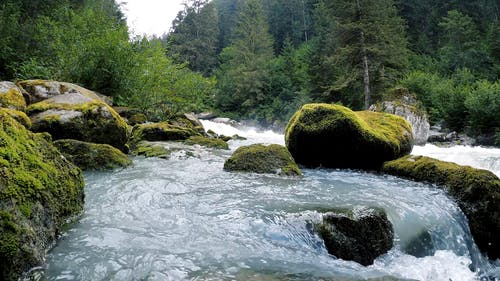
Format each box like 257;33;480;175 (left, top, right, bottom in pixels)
41;120;500;281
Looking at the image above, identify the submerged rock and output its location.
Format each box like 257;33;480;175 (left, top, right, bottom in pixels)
26;88;129;152
53;139;132;170
0;81;26;111
224;144;302;176
382;155;500;260
315;207;394;266
285;104;413;169
402;229;435;258
369;87;430;145
185;136;229;150
0;109;85;281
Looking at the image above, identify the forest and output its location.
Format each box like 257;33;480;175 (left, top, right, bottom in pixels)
0;0;499;145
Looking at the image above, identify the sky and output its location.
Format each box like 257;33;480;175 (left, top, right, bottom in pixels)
118;0;185;37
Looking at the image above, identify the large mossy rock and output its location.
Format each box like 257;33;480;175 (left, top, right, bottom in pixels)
0;109;85;281
382;155;500;260
0;82;26;111
26;89;129;152
224;144;302;176
315;207;394;266
370;87;430;145
53;139;132;170
285;104;413;169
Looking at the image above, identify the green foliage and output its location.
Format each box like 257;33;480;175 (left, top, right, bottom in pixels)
120;39;215;120
168;0;220;76
464;80;500;136
215;0;275;120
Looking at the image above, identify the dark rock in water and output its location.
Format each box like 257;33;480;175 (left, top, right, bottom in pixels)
25;85;129;152
382;155;500;260
53;139;132;170
0;109;85;281
369;87;430;145
402;229;435;258
315;207;394;266
0;81;26;111
224;144;302;176
285;104;413;169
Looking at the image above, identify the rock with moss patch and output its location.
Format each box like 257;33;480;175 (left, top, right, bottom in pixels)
382;155;500;260
132;141;171;158
185;136;229;150
53;139;131;170
0;82;26;111
130;118;204;146
370;87;430;145
26;89;129;152
285;104;413;169
315;207;394;266
17;80;110;105
1;109;31;129
224;144;301;176
0;109;85;281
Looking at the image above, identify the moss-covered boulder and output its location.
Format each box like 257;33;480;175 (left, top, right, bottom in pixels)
315;207;394;266
53;139;132;170
130;119;204;146
17;80;108;105
285;104;413;169
0;109;85;281
185;136;229;150
0;82;26;111
26;90;129;152
381;155;500;260
224;144;302;176
132;141;171;159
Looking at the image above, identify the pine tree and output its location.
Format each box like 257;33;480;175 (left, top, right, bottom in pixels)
215;0;274;117
325;0;409;109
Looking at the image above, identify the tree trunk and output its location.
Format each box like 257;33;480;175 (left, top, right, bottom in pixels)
361;31;371;109
356;0;371;109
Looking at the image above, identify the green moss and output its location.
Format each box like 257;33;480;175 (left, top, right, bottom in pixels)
0;109;85;280
0;85;26;111
185;136;229;150
224;144;302;176
130;121;202;147
132;141;171;158
53;139;132;170
382;155;500;259
26;94;129;152
0;109;31;129
285;103;413;169
128;113;147;125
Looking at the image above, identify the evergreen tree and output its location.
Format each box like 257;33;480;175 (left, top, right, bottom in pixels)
215;0;274;117
326;0;409;109
438;10;489;75
168;0;219;76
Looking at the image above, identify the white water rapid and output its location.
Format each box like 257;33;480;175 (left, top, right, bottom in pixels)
41;120;499;281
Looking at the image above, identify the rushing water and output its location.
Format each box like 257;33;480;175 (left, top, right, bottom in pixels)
42;121;500;281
